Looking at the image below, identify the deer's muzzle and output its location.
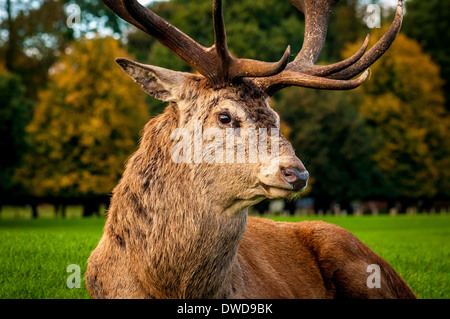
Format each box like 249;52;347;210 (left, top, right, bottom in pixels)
280;167;309;191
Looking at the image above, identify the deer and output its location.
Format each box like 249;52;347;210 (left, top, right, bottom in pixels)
85;0;416;299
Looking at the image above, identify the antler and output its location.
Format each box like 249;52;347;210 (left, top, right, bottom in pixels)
255;0;404;95
102;0;290;88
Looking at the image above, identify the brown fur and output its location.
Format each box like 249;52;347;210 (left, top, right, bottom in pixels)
85;70;416;299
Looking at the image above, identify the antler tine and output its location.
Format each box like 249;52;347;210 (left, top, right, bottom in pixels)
305;34;370;77
255;68;370;96
212;0;230;73
212;0;291;85
208;0;291;86
289;0;339;66
257;0;404;94
118;0;215;79
102;0;290;88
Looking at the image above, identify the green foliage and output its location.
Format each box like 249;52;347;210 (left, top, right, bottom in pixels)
323;0;365;62
402;0;450;109
0;0;74;99
15;37;149;198
0;0;126;100
0;69;34;197
64;0;126;35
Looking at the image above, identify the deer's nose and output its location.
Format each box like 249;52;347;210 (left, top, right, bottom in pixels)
280;167;309;191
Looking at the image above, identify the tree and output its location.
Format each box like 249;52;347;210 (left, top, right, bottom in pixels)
402;0;450;110
64;0;126;36
0;0;74;99
0;68;33;205
15;36;149;216
323;0;365;62
0;0;127;100
343;29;450;202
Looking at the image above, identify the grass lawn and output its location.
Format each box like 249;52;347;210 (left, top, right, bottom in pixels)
0;207;449;299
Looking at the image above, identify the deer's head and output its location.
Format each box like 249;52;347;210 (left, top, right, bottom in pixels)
104;0;403;213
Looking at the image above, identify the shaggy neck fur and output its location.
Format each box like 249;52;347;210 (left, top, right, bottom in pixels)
104;103;247;298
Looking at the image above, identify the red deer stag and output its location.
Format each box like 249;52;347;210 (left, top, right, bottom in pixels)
86;0;416;298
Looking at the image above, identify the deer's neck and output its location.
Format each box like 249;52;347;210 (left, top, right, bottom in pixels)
106;107;247;298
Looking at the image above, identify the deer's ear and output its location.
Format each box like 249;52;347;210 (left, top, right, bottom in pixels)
116;58;188;102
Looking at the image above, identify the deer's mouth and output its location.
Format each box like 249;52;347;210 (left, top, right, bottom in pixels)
261;183;292;192
260;182;302;199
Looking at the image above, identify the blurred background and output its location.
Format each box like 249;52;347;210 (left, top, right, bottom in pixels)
0;0;449;218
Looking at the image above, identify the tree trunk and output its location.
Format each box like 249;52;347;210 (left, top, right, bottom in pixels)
5;0;15;71
314;197;331;215
54;203;60;217
31;203;38;218
83;201;99;217
340;199;353;215
285;200;297;216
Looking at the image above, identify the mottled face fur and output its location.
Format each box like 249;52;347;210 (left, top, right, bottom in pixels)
117;58;308;216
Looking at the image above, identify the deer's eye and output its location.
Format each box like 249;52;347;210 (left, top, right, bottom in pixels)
218;113;232;125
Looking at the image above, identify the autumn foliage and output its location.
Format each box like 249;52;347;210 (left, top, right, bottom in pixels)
344;28;450;199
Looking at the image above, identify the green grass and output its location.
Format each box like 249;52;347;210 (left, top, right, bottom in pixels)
0;216;105;299
0;209;449;299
